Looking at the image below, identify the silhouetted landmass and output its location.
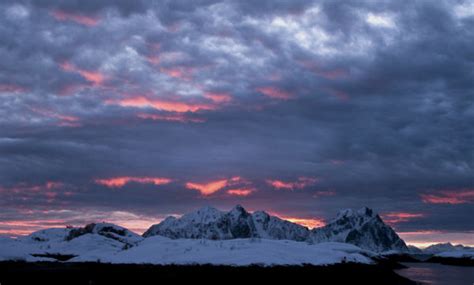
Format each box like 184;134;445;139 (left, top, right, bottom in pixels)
0;262;417;285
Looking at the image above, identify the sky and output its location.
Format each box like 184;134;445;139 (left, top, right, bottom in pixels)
0;0;473;247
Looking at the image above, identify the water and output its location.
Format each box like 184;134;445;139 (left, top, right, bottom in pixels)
396;262;474;285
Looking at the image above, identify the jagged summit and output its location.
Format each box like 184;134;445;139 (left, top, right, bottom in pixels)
143;204;309;241
143;205;407;252
310;207;408;252
423;242;472;254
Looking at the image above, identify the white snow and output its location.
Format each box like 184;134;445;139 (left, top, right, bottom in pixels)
0;231;374;266
103;237;374;266
435;249;474;259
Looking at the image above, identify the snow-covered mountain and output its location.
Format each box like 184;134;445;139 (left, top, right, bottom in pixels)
423;242;473;254
308;207;408;253
144;205;309;241
144;205;406;253
0;223;144;262
66;223;143;246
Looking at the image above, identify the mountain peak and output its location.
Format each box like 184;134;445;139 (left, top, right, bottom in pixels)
336;207;374;220
356;207;374;217
143;205;408;252
229;204;248;216
311;207;408;252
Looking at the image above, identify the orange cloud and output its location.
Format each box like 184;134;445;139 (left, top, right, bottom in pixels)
186;179;229;196
381;212;425;225
277;216;325;229
227;188;254;196
267;177;318;190
257;87;293;100
60;61;105;86
51;10;100;26
95;176;172;188
203;92;232;103
421;189;474;204
107;96;215;113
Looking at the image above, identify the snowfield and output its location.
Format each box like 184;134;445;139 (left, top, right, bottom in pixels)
435;249;474;259
0;233;374;266
100;237;374;266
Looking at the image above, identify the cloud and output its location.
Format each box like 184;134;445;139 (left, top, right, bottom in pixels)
0;0;473;239
51;9;100;26
227;188;254;197
267;177;318;190
106;96;216;113
185;179;229;196
256;87;293;100
59;61;105;86
381;212;426;226
421;189;474;204
95;177;172;188
275;215;325;229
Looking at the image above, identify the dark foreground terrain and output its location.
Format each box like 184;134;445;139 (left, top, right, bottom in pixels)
0;261;416;285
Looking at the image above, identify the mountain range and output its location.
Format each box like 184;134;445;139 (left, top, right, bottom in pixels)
144;205;408;252
1;205;473;265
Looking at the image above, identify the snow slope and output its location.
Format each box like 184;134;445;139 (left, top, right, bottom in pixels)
0;232;374;266
0;223;143;262
102;237;374;266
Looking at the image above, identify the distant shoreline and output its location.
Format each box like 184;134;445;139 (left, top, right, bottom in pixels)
0;261;416;285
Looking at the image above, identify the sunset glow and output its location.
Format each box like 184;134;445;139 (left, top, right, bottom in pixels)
185;179;229;196
95;177;172;188
107;96;215;113
266;177;318;190
421;189;474;204
51;9;100;26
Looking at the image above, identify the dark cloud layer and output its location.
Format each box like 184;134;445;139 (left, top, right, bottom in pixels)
0;0;473;243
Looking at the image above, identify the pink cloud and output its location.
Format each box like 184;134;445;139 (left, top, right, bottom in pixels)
107;96;216;113
185;179;229;196
203;92;232;103
0;181;64;203
421;189;474;204
186;176;246;196
256;86;293;100
59;61;105;86
227;188;254;197
147;55;161;65
0;83;27;94
137;113;205;123
95;176;172;188
160;67;194;80
51;9;100;26
266;177;318;190
381;212;426;226
31;107;81;127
